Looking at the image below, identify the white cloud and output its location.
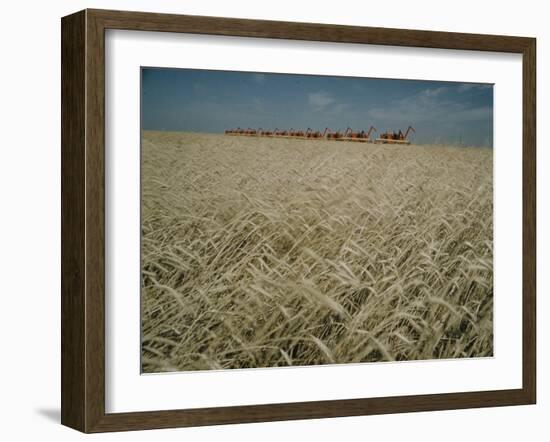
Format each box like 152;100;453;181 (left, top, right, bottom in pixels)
331;103;353;114
308;91;335;111
252;74;266;84
422;86;447;97
457;83;493;93
367;86;491;125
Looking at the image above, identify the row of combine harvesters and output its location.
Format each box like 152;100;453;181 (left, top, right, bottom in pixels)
224;125;415;144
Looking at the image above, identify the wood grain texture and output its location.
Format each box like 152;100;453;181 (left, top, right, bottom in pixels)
90;8;532;52
60;8;537;433
61;10;86;431
522;38;537;403
84;10;107;432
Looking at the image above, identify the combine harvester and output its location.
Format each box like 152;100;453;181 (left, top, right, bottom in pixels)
258;128;275;137
326;128;344;140
374;126;416;145
336;126;377;142
224;127;258;136
306;128;330;139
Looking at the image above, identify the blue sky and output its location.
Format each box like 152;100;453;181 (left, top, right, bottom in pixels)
142;68;493;147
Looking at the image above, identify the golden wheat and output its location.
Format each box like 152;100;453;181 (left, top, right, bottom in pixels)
140;130;493;372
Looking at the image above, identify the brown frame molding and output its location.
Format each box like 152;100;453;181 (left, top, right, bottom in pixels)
61;9;536;433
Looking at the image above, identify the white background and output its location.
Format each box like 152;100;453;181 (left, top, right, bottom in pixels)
106;30;523;412
0;0;547;440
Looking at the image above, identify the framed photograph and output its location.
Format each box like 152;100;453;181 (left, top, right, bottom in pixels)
61;9;536;433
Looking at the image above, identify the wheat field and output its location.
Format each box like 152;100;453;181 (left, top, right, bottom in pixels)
140;130;493;373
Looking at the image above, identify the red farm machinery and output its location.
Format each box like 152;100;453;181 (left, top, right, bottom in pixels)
225;124;415;144
374;126;416;145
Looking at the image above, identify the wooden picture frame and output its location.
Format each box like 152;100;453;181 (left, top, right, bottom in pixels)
61;8;536;433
